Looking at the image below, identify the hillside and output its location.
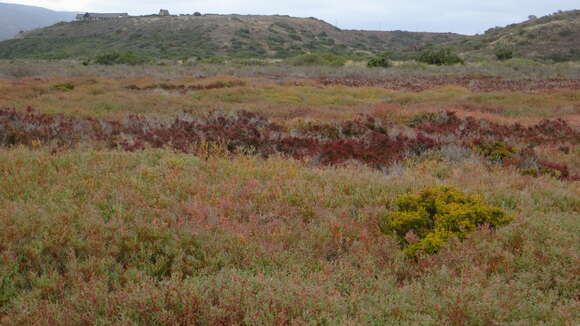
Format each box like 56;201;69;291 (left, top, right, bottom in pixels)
458;10;580;61
0;10;578;61
0;14;462;59
0;2;76;41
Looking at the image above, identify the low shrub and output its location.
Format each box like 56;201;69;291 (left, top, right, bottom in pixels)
521;160;571;179
472;139;515;162
367;54;392;68
93;52;152;65
287;53;347;67
495;46;514;61
417;47;464;65
406;111;454;128
50;83;75;91
382;186;514;257
199;56;227;64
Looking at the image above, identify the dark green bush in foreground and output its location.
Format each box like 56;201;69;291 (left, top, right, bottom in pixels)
417;47;464;65
382;186;514;257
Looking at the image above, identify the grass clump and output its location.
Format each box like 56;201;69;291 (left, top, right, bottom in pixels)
382;186;514;257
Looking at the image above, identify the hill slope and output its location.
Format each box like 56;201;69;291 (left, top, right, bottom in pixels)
0;2;76;41
0;14;462;59
1;10;578;61
458;10;580;61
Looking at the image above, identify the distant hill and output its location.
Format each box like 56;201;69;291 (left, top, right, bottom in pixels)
458;10;580;61
0;14;462;59
0;9;578;61
0;2;76;41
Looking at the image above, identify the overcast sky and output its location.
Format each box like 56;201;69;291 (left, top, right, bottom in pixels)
6;0;579;34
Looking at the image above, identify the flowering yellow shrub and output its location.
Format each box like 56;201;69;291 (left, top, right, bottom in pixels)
382;186;514;257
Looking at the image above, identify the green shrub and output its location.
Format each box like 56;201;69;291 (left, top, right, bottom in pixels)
50;83;75;91
472;139;515;162
199;56;227;64
287;53;346;67
495;47;514;61
417;47;464;65
93;52;152;65
381;186;514;257
406;111;452;127
367;53;392;68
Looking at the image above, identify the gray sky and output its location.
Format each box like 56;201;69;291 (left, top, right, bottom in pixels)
7;0;579;34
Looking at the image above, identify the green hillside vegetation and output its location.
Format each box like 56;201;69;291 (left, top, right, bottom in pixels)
0;14;461;60
457;10;580;61
0;10;579;62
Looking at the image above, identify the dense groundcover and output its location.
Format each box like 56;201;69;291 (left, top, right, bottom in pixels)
0;77;579;324
1;108;578;180
0;146;578;325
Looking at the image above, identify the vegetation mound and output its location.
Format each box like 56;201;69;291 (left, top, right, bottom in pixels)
0;14;461;60
382;186;514;257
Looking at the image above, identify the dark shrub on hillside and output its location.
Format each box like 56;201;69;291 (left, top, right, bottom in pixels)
287;53;346;67
94;52;152;65
417;47;464;65
198;56;227;64
367;53;392;68
495;47;514;61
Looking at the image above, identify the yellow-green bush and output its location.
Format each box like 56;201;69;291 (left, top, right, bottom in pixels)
472;139;515;162
382;186;514;257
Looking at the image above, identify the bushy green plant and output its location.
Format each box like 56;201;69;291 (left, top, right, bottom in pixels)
287;53;346;67
495;46;514;61
367;53;392;68
199;56;227;64
382;186;514;257
93;52;152;65
417;47;464;65
472;139;515;162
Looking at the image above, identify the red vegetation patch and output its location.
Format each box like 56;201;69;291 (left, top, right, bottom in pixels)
1;107;578;180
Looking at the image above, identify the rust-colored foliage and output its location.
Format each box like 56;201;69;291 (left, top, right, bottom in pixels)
1;108;577;180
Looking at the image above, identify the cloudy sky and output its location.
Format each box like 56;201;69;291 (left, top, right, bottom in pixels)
6;0;579;34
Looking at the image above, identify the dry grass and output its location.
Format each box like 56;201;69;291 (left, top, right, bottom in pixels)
1;75;579;125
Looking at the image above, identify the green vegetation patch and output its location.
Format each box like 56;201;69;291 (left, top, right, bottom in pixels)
472;139;516;162
92;52;153;65
50;83;75;91
417;47;464;65
367;53;392;68
381;186;514;257
286;53;347;66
